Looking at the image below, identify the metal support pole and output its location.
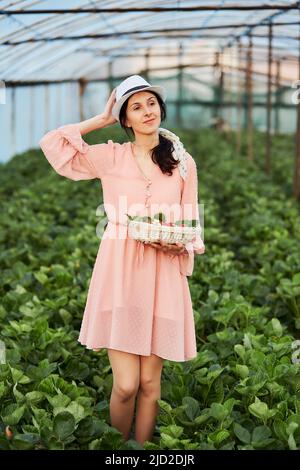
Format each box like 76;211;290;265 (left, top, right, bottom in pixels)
30;85;34;145
246;33;253;161
219;55;224;124
144;48;150;82
236;40;243;154
274;59;281;134
177;42;183;128
108;61;114;93
11;85;16;157
265;22;273;174
45;84;49;132
212;51;219;123
56;83;61;124
213;51;224;127
228;47;233;131
293;10;300;200
79;78;87;122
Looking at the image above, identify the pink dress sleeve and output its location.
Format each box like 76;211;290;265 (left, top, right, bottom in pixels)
39;122;115;181
178;153;205;276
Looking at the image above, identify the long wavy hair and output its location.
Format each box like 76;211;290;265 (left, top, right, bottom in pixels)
119;90;179;176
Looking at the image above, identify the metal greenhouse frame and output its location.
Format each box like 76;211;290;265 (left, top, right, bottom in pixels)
1;1;300;197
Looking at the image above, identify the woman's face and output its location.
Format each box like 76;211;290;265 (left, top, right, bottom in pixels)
125;91;161;135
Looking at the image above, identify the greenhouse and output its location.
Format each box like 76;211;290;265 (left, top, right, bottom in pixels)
1;0;300;453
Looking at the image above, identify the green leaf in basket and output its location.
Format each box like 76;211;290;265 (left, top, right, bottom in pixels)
126;214;151;223
153;212;166;223
179;219;198;227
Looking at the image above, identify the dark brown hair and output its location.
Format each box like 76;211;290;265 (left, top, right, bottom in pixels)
119;90;179;176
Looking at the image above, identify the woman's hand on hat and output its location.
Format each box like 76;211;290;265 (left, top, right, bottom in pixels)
101;88;118;127
144;240;187;256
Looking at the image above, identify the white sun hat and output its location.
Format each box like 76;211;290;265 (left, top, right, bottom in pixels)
112;74;167;122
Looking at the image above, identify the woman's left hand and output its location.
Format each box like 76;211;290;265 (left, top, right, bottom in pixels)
144;240;188;255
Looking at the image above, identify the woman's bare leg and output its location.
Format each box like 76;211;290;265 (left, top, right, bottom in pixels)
107;349;140;441
134;353;164;445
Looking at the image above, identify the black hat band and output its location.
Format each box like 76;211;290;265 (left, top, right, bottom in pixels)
121;84;150;97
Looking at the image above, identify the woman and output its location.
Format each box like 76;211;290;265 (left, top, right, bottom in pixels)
39;75;205;446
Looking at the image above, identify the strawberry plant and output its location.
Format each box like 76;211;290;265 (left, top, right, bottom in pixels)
0;127;299;450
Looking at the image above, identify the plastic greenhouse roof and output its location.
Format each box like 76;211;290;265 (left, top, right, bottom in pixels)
1;0;299;84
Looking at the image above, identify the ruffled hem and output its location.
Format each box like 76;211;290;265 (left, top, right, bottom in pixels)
78;341;197;362
78;301;198;363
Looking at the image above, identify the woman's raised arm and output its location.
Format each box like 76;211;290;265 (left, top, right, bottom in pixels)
39;89;118;181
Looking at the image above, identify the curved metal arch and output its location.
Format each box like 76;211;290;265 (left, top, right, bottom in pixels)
1;0;150;78
0;0;123;68
1;0;300;82
1;1;180;79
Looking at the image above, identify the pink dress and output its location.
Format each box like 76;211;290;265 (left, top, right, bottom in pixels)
39;123;205;362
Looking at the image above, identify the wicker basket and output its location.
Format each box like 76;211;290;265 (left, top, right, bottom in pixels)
128;220;200;245
128;220;161;242
160;224;196;244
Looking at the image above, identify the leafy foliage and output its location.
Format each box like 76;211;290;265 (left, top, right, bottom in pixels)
0;127;299;450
